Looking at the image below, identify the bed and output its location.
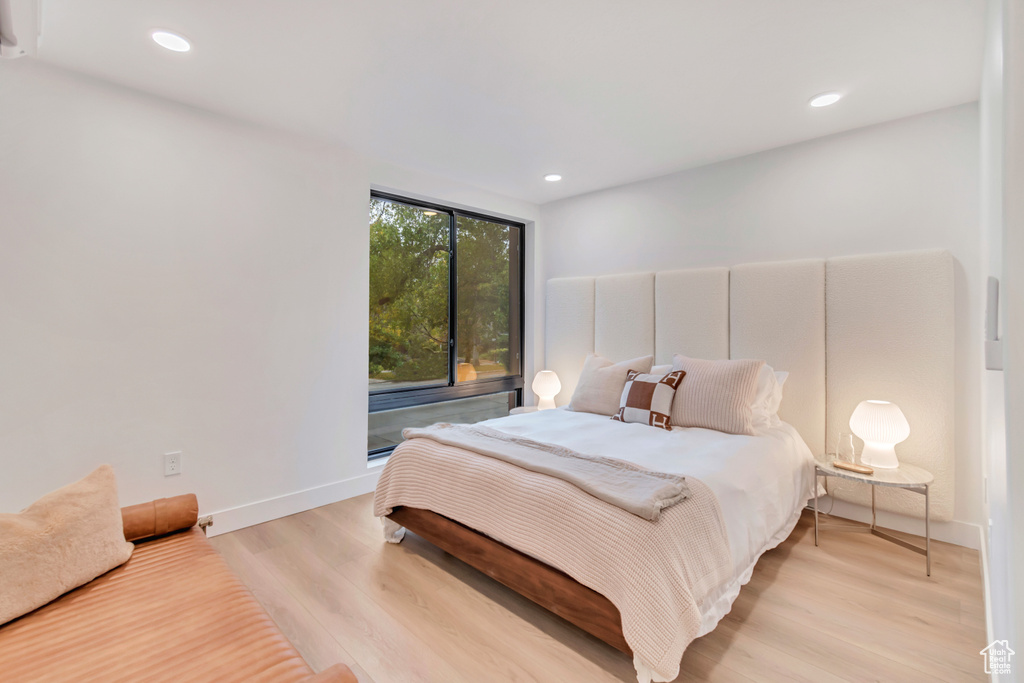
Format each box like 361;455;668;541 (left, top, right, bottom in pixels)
373;250;956;683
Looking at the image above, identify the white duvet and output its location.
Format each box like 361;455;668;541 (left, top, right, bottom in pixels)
479;407;816;635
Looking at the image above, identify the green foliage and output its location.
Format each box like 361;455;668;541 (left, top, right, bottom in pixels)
368;341;403;377
392;352;448;382
369;199;449;384
456;218;510;375
368;198;513;386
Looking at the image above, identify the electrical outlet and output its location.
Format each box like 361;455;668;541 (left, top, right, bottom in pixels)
164;451;182;477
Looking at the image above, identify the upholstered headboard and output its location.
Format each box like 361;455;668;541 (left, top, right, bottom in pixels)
545;250;954;521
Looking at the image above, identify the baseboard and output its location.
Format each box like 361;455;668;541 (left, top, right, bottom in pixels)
819;496;983;549
204;469;383;537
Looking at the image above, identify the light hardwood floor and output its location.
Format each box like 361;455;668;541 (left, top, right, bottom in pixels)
210;494;987;682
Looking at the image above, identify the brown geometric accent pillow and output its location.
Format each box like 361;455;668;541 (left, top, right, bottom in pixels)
611;370;686;431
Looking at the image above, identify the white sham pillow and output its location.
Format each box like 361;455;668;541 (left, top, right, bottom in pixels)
751;366;789;432
650;364;672;376
568;353;654;416
769;371;789;421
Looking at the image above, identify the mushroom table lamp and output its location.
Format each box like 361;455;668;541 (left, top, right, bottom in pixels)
849;400;910;469
532;371;561;411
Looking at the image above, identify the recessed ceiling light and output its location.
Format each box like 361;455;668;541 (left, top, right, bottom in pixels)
152;30;191;53
544;174;562;182
809;92;842;108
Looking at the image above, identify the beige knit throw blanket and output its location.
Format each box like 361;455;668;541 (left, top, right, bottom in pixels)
401;423;689;520
374;435;732;682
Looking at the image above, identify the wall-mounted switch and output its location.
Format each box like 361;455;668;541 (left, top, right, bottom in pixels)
164;451;182;476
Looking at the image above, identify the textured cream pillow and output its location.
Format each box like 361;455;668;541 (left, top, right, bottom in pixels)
0;465;134;625
670;354;765;435
568;353;654;416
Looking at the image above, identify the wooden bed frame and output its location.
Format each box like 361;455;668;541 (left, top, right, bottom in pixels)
387;506;631;654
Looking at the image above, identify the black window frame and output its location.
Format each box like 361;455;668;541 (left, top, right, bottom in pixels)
368;190;525;460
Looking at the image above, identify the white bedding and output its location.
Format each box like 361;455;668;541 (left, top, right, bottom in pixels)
479;407;816;635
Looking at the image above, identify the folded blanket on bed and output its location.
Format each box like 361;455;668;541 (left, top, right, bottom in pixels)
374;434;732;682
402;423;689;521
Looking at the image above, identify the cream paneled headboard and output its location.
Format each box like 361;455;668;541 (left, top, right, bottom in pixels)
544;250;955;521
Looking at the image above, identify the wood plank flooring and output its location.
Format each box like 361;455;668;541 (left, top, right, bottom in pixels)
210;494;988;682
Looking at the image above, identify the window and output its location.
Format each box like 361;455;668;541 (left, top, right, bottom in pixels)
367;191;524;458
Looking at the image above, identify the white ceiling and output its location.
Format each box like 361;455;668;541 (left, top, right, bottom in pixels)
35;0;986;204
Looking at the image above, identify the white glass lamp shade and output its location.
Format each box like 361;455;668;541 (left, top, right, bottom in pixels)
531;370;561;410
849;400;910;469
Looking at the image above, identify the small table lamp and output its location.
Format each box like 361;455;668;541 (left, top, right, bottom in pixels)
849;400;910;469
532;370;561;410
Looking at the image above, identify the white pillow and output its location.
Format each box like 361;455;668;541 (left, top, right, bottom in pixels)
650;364;672;376
770;371;789;420
568;353;654;416
751;366;789;432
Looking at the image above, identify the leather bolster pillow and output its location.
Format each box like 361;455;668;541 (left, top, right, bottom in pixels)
121;494;199;542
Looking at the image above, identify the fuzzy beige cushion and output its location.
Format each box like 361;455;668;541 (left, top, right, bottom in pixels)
568;353;654;416
0;465;134;625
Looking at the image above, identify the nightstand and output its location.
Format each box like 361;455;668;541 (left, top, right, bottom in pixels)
509;406;540;415
813;459;934;576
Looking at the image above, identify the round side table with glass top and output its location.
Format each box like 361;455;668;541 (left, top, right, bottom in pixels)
813;458;934;576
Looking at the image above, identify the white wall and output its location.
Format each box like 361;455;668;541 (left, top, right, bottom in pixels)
0;59;540;535
540;104;984;543
981;0;1014;662
996;0;1024;670
0;59;371;530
